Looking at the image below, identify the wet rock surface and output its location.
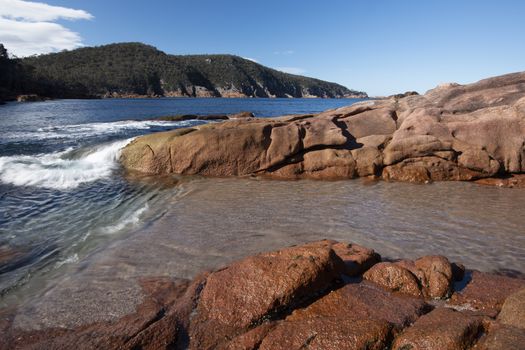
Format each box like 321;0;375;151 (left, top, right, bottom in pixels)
121;72;525;184
497;288;525;329
475;174;525;188
330;241;381;276
392;308;484;350
478;323;525;350
449;271;525;317
363;255;455;299
188;241;345;349
1;240;524;349
363;262;424;297
257;318;392;350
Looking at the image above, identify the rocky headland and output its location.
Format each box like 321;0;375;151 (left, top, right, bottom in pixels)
121;72;525;187
1;240;524;349
0;43;366;100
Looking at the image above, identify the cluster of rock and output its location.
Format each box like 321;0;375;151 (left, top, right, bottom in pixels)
154;112;253;122
1;240;523;349
16;94;47;102
161;87;368;99
120;72;525;186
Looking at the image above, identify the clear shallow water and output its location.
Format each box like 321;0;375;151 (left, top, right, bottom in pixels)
0;97;361;304
10;178;525;330
0;98;524;329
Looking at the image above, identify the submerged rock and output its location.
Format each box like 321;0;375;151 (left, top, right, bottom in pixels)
475;174;525;188
154;114;229;121
228;111;256;119
120;71;525;184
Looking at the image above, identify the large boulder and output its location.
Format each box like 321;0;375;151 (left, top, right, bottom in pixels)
392;308;484;350
479;323;525;350
120;71;525;183
498;288;525;330
363;262;423;297
258;318;392;350
121;117;354;179
449;271;525;317
188;241;345;349
284;281;428;330
249;280;428;350
413;255;454;299
363;255;454;299
331;242;381;276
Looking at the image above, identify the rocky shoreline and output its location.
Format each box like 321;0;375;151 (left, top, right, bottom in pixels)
100;92;369;99
1;240;523;349
120;72;525;187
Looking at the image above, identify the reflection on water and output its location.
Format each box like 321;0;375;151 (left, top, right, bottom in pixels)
8;177;525;330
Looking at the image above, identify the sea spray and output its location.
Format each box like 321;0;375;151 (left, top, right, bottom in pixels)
5;119;202;142
0;138;134;190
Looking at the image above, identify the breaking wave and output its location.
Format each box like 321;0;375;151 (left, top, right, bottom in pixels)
4;119;200;142
0;138;133;190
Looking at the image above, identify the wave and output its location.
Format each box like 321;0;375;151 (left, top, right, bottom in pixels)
0;138;133;190
4;119;201;142
54;254;79;268
100;204;149;234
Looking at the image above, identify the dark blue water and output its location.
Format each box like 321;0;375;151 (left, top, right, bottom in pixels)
0;98;357;157
0;98;362;301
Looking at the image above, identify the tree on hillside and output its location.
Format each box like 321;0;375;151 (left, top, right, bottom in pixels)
0;44;35;100
0;44;15;99
0;44;8;60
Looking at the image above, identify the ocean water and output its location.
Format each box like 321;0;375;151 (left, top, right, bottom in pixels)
0;97;361;304
0;98;524;327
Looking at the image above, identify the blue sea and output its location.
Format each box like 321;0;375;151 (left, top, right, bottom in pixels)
0;98;362;301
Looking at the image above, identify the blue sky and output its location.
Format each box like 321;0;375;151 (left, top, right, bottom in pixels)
1;0;524;95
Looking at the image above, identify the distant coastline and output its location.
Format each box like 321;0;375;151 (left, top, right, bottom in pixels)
0;42;367;102
4;93;369;104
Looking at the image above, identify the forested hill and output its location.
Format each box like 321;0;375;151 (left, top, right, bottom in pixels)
2;42;365;100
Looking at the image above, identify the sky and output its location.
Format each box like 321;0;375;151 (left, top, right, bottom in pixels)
0;0;524;96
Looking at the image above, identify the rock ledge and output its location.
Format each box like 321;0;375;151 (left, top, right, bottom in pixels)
2;240;524;349
121;72;525;185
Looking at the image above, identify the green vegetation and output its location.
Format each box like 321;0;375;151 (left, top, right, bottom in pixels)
0;42;366;100
0;44;35;101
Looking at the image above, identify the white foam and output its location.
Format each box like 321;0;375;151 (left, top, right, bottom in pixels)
54;254;79;268
5;119;198;141
101;204;149;234
0;138;133;190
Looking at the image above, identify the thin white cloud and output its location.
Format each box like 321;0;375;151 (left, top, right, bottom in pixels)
0;0;92;21
273;50;294;55
242;57;259;63
0;0;93;57
275;67;306;75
